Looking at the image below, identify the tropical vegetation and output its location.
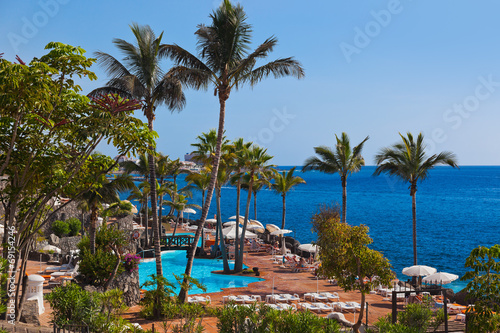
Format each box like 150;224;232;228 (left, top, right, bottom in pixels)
374;132;458;265
163;0;304;300
91;23;186;278
311;204;394;333
303;132;368;224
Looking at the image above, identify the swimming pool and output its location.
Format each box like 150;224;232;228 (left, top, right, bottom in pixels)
139;250;264;294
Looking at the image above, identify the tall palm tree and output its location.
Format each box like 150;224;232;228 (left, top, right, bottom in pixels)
236;145;273;272
231;138;252;226
80;173;136;254
374;132;458;265
303;132;369;224
91;24;186;277
240;173;268;220
127;180;151;248
122;154;151;245
164;0;304;301
185;170;211;250
271;167;306;231
163;182;197;235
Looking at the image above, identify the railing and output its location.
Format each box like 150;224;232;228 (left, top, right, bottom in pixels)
161;235;195;250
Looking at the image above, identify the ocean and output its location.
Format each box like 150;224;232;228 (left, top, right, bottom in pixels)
122;166;500;293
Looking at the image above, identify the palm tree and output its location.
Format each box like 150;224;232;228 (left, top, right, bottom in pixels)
236;145;273;272
164;0;304;301
240;173;268;220
231;138;253;225
122;154;150;245
163;183;199;236
91;24;185;277
185;170;211;250
374;132;458;265
303;132;369;224
127;180;151;248
80;173;136;254
271;167;306;231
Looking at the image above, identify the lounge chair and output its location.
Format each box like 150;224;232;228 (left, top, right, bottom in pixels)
280;293;300;302
278;303;297;311
312;302;334;313
320;292;339;302
336;302;357;312
235;295;256;304
308;292;328;302
50;263;79;278
299;302;322;313
193;296;211;304
265;303;281;310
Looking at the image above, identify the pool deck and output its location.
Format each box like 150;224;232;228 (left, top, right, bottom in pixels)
23;227;464;332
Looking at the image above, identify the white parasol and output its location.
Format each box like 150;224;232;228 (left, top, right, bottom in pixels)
402;265;437;277
422;272;459;285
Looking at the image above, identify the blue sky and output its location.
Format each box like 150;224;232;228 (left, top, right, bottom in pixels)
2;0;500;165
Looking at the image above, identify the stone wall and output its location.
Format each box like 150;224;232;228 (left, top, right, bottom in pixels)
108;270;140;306
44;200;82;238
59;236;82;255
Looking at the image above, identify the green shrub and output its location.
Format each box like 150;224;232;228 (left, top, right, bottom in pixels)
66;217;81;236
46;284;134;333
46;283;98;328
52;220;70;237
77;224;126;287
215;303;341;333
398;303;433;332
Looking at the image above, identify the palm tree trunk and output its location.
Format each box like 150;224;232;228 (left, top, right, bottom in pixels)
216;189;230;272
281;195;286;230
179;91;227;302
213;187;220;257
147;117;162;277
89;205;98;255
253;191;257;220
236;175;253;272
341;175;347;223
279;194;286;252
143;195;149;248
158;180;164;232
172;210;180;237
200;190;205;250
412;185;417;265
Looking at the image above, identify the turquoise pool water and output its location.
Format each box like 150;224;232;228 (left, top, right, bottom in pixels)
139;250;264;294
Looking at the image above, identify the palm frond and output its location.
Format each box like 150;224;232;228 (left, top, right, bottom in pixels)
245;58;305;87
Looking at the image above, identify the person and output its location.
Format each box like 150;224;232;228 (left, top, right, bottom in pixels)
299;257;307;268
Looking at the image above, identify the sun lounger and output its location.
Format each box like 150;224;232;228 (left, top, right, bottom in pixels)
277;303;297;311
299;302;322;313
265;303;281;310
312;302;334;313
320;292;339;302
50;263;79;278
336;302;357;312
280;293;300;302
44;262;74;272
188;296;212;304
303;292;328;302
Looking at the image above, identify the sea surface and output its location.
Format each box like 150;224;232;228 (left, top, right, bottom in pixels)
122;166;500;293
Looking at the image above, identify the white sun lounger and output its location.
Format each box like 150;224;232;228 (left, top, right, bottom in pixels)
300;302;322;313
312;302;334;313
280;293;300;302
278;303;297;311
320;292;339;302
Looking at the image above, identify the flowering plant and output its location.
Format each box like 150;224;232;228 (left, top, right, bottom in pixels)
123;253;141;272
